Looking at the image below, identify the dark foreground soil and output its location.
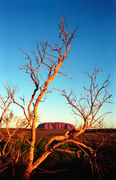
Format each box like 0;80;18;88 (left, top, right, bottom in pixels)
0;128;116;180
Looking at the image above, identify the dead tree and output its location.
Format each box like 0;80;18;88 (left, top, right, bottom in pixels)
21;56;112;178
0;16;113;180
0;85;24;177
62;67;112;131
0;16;77;179
14;16;77;180
0;84;19;126
42;67;113;180
59;67;112;178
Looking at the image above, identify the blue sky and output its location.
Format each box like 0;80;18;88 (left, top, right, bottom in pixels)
0;0;116;128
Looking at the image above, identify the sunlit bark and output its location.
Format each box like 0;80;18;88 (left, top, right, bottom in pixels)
0;16;113;180
62;67;112;129
0;85;18;126
20;16;77;180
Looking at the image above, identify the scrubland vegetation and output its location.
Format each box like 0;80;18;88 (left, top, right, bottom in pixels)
0;128;116;180
0;16;115;180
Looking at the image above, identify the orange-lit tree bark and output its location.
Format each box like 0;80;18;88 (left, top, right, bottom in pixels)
0;17;113;180
0;85;23;177
43;67;113;179
15;16;77;180
0;85;20;147
0;84;18;126
62;67;112;131
22;57;112;179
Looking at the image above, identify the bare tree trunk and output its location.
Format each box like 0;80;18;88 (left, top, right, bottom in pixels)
21;16;78;179
23;117;37;180
23;170;30;180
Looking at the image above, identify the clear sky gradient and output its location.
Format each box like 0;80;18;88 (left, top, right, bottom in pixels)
0;0;116;128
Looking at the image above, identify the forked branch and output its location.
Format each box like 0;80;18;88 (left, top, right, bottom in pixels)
62;67;112;130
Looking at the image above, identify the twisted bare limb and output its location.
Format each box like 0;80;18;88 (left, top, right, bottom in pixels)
18;16;78;180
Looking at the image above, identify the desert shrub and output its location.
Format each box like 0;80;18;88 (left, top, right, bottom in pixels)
34;137;48;159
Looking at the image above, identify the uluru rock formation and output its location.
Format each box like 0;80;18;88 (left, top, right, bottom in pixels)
37;122;75;129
